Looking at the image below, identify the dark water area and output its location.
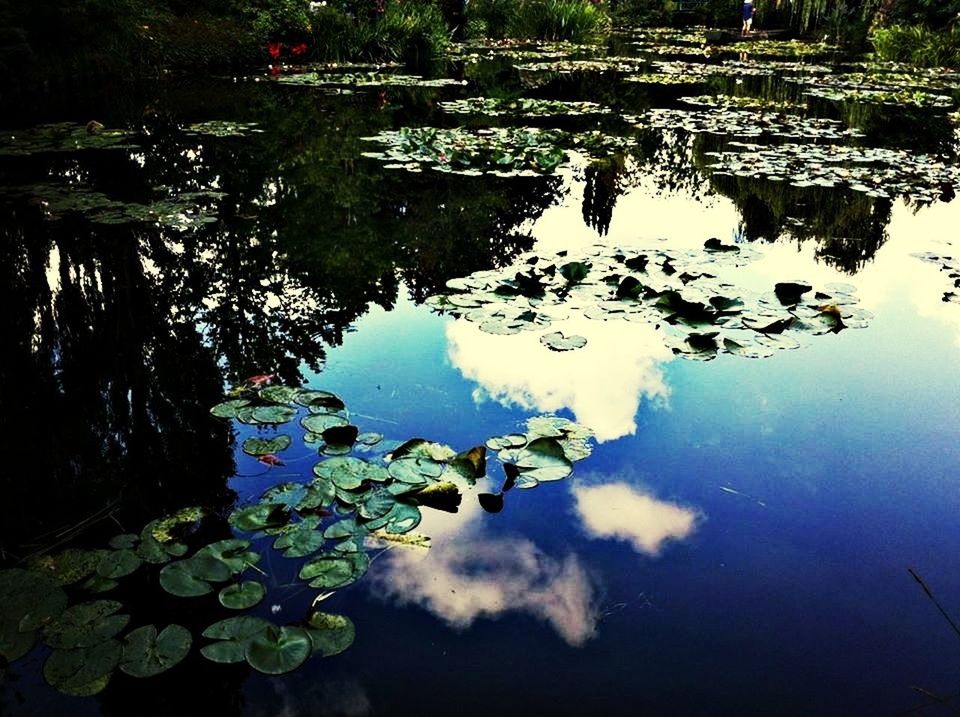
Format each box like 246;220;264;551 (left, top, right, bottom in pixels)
2;34;960;717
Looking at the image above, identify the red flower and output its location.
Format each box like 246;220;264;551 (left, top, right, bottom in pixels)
290;43;308;57
246;373;276;386
258;454;285;467
267;42;283;59
270;65;282;76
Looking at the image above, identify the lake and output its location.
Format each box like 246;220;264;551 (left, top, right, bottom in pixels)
2;30;960;717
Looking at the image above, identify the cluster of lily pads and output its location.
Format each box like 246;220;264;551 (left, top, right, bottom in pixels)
619;27;707;45
623;73;706;86
704;142;960;203
425;240;872;360
913;250;960;304
184;121;265;138
0;182;224;231
439;97;610;118
0;122;137;157
629;42;718;57
273;72;467;88
802;86;953;109
515;58;648;75
360;126;634;177
650;59;829;79
680;95;804;112
1;381;595;697
713;39;838;58
637;107;862;142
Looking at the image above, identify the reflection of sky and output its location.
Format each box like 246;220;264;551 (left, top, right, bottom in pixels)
369;482;600;647
447;315;671;442
572;478;699;556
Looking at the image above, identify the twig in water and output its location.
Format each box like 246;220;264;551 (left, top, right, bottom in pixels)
908;568;960;640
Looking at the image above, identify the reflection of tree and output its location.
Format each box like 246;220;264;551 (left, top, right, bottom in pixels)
582;156;625;236
0;83;562;552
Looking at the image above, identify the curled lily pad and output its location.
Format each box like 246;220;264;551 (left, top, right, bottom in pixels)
219;582;267;610
450;446;486;482
304;613;355;657
43;601;129;649
243;435;292;456
200;616;273;664
119;624;192;678
44;640;120;696
245;625;312;675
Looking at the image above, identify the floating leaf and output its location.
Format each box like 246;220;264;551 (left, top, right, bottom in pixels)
251;405;297;425
43;601;129;649
540;331;587;351
108;534;139;550
356;432;383;446
219;582;267;610
210;399;251;418
195;539;260;573
273;522;325;558
44;640;120;696
449;446;487;482
302;413;349;433
200;616;273;664
229;503;289;532
259;386;300;404
97;550;142;579
245;625;312;675
304;613;355;657
243;435;292;456
299;551;369;589
119;624;192;678
1;618;35;663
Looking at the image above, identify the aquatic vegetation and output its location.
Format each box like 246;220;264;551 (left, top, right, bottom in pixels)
650;59;832;78
913;250;960;304
0;383;594;696
630;42;718;57
704;143;960;203
185;121;265;137
515;57;648;74
680;95;804;112
623;73;706;85
801;86;953;109
448;39;595;61
805;70;960;93
439;97;610;117
636;108;863;141
426;241;871;359
273;72;467;88
361;126;635;176
713;39;839;58
0;182;224;231
617;27;708;45
0;122;137;156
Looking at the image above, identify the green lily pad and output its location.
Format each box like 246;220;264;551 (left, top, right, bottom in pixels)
273;522;325;558
82;576;119;594
219;582;267;610
97;549;142;579
1;617;35;663
298;480;336;511
245;625;312;675
356;432;383;446
304;613;355;657
43;601;129;649
159;557;231;598
151;507;206;544
358;487;396;520
364;502;422;534
259;386;300;404
299;551;369;589
243;435;292;456
210;399;251;418
195;539;260;573
0;568;68;633
229;503;289;532
296;390;346;412
27;549;107;586
44;640;120;696
388;457;442;484
260;482;308;509
302;413;349;433
119;624;192;678
108;534;139;550
252;405;297;425
314;457;372;490
200;616;273;664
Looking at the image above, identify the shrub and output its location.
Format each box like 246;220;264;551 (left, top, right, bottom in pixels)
870;24;960;67
355;1;450;62
467;0;611;43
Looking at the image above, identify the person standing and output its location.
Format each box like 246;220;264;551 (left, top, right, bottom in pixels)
742;0;755;35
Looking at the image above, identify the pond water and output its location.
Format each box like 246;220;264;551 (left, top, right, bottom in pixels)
3;31;960;717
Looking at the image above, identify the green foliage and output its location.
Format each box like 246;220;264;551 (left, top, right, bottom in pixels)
869;24;960;67
354;1;451;62
467;0;611;43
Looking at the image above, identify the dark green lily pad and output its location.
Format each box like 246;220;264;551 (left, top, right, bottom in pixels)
243;435;292;456
229;503;289;532
43;640;120;696
108;534;139;550
200;616;273;664
210;399;251;418
302;413;349;433
304;613;355;657
97;549;142;579
251;405;297;425
299;551;369;589
273;520;325;558
195;539;260;573
43;601;129;649
1;617;35;663
219;582;267;610
119;624;192;678
259;385;300;404
245;625;313;675
0;568;69;633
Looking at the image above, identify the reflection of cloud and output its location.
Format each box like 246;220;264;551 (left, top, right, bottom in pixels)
371;536;599;647
447;316;671;442
572;481;699;556
264;676;372;717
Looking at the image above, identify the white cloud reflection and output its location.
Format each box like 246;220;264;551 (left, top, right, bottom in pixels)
572;480;699;556
370;534;599;647
447;315;672;442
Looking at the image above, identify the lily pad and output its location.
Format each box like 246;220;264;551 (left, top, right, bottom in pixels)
200;616;273;664
96;549;142;579
119;624;192;678
43;601;129;649
540;331;588;351
251;405;297;425
44;640;120;696
245;625;313;675
299;551;370;589
219;582;267;610
304;613;355;657
243;435;292;456
229;503;289;532
210;399;251;418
